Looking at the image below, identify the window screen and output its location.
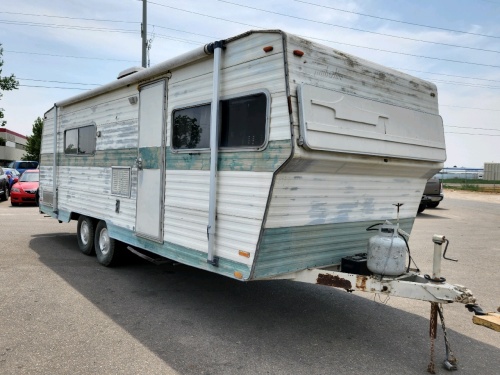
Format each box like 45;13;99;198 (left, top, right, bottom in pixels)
172;93;267;150
64;125;96;155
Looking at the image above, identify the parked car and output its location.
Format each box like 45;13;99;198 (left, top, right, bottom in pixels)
418;176;444;213
3;168;20;191
0;167;10;201
10;169;40;206
7;160;39;174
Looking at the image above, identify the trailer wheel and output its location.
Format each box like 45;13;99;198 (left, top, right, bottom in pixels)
77;216;95;255
95;221;118;267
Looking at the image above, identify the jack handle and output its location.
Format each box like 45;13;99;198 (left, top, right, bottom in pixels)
442;239;458;262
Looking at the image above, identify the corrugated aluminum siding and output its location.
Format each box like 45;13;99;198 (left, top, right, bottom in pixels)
164;32;291;268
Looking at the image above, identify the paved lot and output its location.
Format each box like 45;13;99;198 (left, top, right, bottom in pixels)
0;191;499;375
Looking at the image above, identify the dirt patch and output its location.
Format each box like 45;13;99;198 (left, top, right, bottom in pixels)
444;188;500;204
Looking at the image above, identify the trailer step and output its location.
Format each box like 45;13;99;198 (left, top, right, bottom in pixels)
126;246;173;265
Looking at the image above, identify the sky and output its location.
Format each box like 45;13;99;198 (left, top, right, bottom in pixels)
1;0;499;168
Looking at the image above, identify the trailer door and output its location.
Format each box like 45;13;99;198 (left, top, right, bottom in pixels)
135;80;166;242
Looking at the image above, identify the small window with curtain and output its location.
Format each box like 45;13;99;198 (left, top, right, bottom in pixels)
172;92;268;151
64;125;96;155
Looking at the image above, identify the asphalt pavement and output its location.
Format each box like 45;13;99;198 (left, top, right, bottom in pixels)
0;192;498;375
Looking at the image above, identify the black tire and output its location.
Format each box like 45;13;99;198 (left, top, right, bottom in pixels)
417;204;426;213
427;202;440;209
77;216;95;255
0;184;7;201
94;220;118;267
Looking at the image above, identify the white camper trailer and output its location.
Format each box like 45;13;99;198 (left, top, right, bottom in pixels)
39;30;472;305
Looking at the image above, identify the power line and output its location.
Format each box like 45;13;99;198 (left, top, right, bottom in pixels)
215;0;500;54
5;50;138;63
0;19;137;34
305;35;500;68
18;78;101;86
4;9;499;69
293;0;500;39
393;68;500;84
445;125;500;131
0;11;140;25
19;84;89;90
431;79;500;89
146;3;500;68
445;132;500;136
441;104;500;111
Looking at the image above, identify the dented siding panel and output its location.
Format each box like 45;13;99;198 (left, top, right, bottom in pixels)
265;169;430;229
164;170;273;266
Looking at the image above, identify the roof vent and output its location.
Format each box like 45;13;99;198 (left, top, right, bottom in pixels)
117;66;145;80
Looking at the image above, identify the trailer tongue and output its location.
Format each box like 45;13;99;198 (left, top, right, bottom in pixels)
270;225;475;373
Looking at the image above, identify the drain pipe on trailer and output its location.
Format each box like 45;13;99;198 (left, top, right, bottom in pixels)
52;104;58;216
207;40;224;267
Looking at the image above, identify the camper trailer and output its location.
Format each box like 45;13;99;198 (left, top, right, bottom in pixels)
39;29;473;302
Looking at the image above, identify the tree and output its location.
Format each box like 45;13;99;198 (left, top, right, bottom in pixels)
23;117;43;161
0;45;19;127
172;114;202;149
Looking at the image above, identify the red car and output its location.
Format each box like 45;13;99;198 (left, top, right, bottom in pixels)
10;169;39;206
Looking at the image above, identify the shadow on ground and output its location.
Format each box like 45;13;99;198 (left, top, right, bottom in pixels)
29;233;499;375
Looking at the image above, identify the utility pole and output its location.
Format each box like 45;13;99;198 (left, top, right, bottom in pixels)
141;0;147;68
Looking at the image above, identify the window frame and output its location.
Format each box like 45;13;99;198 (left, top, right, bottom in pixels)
170;89;270;153
64;124;97;156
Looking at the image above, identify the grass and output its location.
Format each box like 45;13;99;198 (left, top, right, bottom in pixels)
443;180;500;193
441;178;500;184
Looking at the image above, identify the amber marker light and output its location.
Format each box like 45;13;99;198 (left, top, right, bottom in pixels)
293;50;304;57
263;46;274;52
239;250;251;258
234;271;243;279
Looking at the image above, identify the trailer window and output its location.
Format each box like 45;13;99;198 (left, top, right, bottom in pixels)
64;125;96;155
172;92;267;151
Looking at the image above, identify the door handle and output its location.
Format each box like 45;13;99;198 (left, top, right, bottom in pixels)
136;157;143;170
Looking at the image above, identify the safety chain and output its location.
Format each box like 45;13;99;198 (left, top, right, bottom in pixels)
427;302;438;374
438;303;458;370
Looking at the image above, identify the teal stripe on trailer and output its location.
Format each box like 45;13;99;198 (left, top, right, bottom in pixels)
40;149;137;168
41;140;291;172
166;140;291;172
139;147;162;169
107;223;251;280
252;218;415;279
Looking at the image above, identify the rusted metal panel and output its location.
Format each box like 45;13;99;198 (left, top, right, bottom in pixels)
317;273;352;291
272;268;476;304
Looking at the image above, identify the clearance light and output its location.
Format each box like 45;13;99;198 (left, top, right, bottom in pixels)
293;50;304;57
263;46;274;52
238;250;251;258
234;271;243;279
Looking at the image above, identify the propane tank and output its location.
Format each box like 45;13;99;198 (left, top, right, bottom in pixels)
367;223;407;276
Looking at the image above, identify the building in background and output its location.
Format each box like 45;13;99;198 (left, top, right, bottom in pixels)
484;163;500;180
0;128;27;166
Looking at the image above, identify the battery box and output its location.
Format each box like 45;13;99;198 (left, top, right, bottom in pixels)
341;253;371;275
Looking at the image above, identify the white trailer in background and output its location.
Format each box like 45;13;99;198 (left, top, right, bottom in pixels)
39;30;476;370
